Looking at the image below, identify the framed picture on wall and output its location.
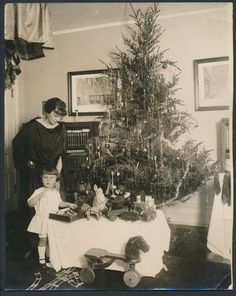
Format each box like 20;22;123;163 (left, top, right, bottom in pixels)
193;57;230;111
68;69;117;116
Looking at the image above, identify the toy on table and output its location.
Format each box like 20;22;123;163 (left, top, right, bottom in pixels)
106;208;129;221
80;236;150;288
133;195;157;222
49;206;84;223
93;184;107;211
119;211;140;221
107;184;132;210
80;185;108;220
81;203;102;220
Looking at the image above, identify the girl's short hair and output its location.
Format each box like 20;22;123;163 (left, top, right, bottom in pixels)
43;97;67;116
41;167;60;181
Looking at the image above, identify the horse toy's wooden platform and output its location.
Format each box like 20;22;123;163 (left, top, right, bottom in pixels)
80;236;150;288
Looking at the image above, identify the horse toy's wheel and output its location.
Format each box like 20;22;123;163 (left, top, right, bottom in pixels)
123;270;141;287
80;267;95;284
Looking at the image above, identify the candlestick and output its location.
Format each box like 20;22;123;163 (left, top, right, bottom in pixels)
154;155;157;172
111;171;114;187
110;171;116;198
74;109;79;122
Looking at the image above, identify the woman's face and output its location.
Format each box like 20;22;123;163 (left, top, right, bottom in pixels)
46;110;64;125
42;174;57;188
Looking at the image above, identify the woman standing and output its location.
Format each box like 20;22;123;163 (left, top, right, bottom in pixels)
12;97;67;222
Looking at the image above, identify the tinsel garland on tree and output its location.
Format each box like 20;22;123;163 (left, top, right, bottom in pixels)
86;3;214;203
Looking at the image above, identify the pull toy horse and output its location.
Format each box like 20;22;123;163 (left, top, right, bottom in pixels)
80;236;150;288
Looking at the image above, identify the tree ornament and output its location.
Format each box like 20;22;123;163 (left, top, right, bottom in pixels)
162;63;167;69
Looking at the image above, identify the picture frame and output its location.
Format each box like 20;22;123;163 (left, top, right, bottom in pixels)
193;57;230;111
68;69;117;116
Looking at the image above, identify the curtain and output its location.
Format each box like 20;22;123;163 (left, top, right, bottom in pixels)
4;3;54;90
5;3;54;51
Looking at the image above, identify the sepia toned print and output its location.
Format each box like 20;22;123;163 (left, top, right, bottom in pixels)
68;69;117;116
194;57;230;111
3;2;233;292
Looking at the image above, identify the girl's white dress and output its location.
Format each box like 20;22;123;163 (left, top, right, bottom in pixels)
27;187;62;235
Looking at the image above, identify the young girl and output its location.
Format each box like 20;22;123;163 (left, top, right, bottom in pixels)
27;167;76;267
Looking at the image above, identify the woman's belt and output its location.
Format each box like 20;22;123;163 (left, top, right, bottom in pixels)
27;160;57;169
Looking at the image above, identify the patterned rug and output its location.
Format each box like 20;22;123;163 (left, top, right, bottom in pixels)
23;261;231;290
26;267;83;290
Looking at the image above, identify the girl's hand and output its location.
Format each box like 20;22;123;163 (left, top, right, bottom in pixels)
59;201;77;209
69;203;77;209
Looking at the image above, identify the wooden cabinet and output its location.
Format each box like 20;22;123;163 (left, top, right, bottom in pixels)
63;121;99;201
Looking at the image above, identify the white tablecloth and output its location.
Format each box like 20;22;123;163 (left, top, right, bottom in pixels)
48;210;170;277
207;173;233;260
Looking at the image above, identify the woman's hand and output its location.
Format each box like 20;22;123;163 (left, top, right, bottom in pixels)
55;181;60;191
56;157;62;174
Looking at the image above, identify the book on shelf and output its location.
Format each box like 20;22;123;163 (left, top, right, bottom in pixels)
66;129;91;148
67;154;87;171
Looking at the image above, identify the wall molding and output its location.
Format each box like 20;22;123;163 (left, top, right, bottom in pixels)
53;6;228;36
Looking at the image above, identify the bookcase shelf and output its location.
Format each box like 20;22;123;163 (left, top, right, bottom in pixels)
63;121;99;200
66;129;90;150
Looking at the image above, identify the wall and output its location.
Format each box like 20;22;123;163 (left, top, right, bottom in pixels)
159;7;233;158
18;7;232;161
18;24;128;123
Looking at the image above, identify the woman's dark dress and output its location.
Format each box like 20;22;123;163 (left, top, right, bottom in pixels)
12;118;67;215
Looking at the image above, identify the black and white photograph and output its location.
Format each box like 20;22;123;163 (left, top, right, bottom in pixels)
194;56;230;111
3;1;234;292
68;69;117;115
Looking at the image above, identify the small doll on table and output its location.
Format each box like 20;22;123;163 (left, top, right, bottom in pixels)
27;167;76;268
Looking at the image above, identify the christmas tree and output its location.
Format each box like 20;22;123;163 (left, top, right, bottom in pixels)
86;3;213;203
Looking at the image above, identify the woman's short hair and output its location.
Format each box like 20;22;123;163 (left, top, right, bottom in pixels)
41;167;60;180
43;97;67;116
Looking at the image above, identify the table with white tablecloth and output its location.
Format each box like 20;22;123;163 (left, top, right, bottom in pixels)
47;210;170;277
